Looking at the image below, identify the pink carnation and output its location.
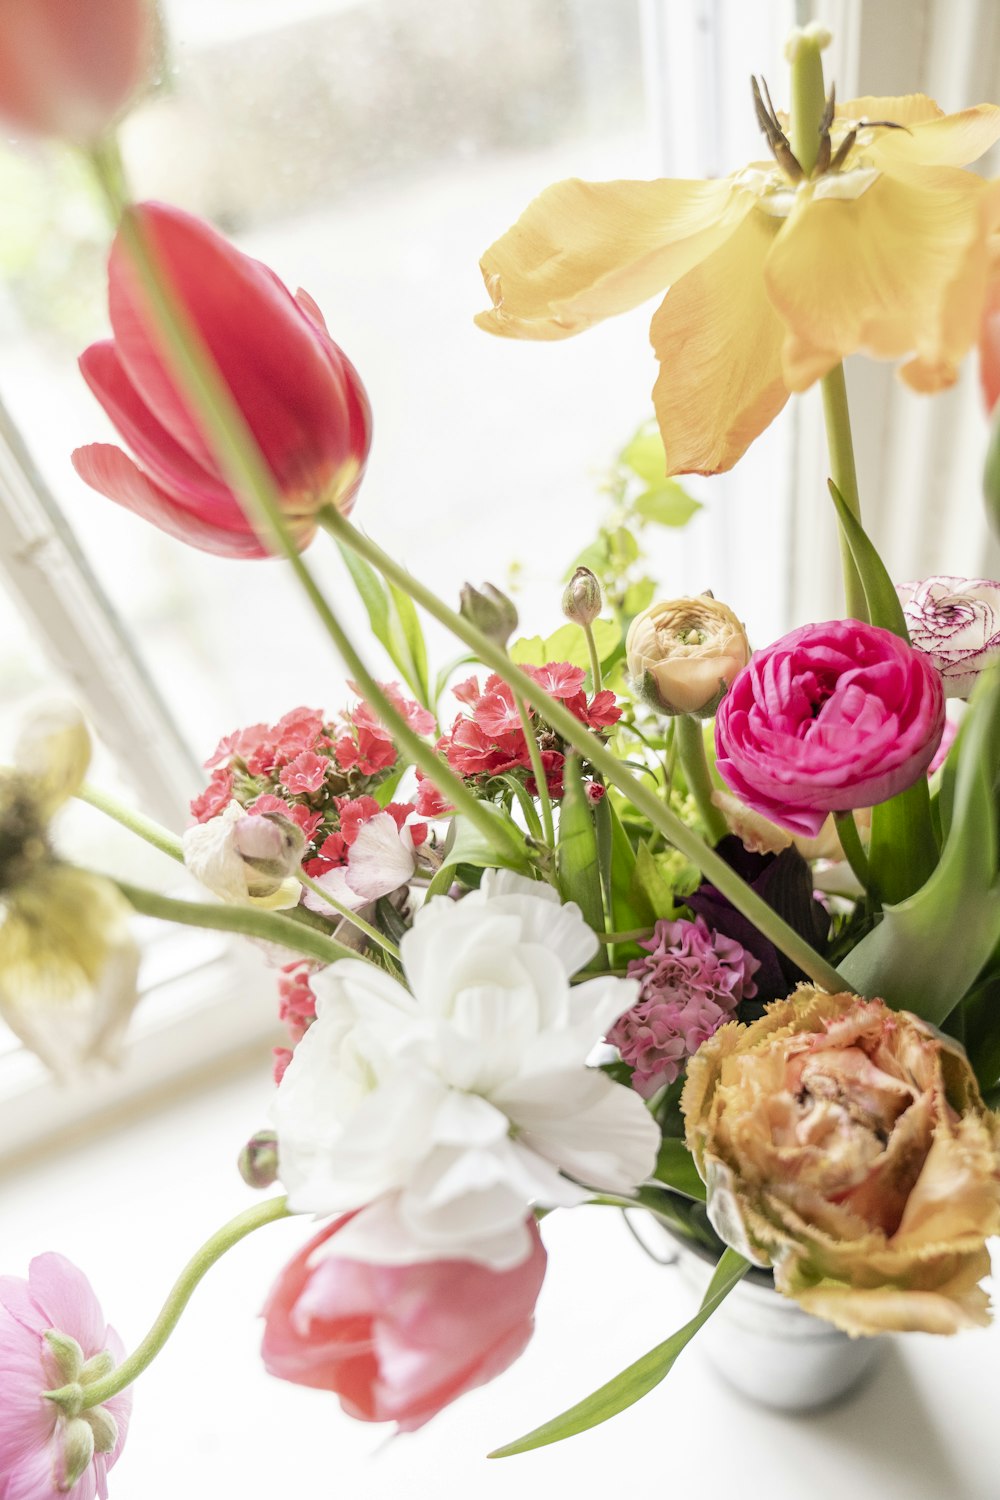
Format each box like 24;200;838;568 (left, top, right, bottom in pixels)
715;620;945;837
607;916;759;1098
0;1254;132;1499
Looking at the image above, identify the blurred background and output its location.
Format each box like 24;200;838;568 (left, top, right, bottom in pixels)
1;2;999;1494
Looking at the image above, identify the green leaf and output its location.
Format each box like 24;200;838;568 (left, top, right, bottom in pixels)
633;483;701;529
623;577;655;616
621;424;667;485
372;768;404;807
827;482;937;903
488;1248;749;1457
568;537;611;579
386;578;431;708
556;757;607;962
654;1139;706;1202
424;806;535;901
631;841;674;923
336;538;391;640
841;665;1000;1023
510;619;621;675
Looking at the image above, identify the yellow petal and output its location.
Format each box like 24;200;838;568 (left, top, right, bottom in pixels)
650;204;787;473
476;175;749;340
764;168;993;392
839;95;1000;167
16;703;91;817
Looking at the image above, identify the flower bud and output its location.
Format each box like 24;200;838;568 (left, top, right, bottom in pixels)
625;594;750;717
234;812;306;897
459;582;518;647
238;1128;280;1189
562;567;602;627
183;803;304;910
58;1417;95;1491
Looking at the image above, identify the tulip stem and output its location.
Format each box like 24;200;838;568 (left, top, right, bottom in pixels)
77;783;184;863
320;510;848;995
833;811;871;893
86;154;526;870
74;1197;290;1410
787;26;828;179
111;877;362;966
514;692;555;847
583;620;603;694
675;716;728;846
820;366;867;621
295;870;401;959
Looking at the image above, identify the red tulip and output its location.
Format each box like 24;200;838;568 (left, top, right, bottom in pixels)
0;0;151;144
73;203;372;558
261;1214;547;1431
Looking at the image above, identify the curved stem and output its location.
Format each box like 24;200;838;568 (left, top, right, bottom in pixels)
320;510;847;995
296;870;400;958
674;716;728;846
821;365;866;620
113;876;361;966
77;783;184;863
833;811;870;893
514;693;555;847
79;1197;290;1409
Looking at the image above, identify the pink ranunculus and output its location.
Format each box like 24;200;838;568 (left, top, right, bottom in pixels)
0;1253;131;1499
73;203;372;558
261;1214;547;1431
0;0;151;144
715;620;945;838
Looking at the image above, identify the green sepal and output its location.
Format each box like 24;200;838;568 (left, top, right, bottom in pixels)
487;1248;749;1457
827;481;938;903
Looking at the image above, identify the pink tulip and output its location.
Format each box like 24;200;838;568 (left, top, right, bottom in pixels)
0;0;151;144
0;1253;131;1499
261;1214;547;1431
73;203;372;558
715;619;945;837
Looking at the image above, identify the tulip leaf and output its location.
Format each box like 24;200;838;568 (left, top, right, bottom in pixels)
827;482;938;903
840;665;1000;1023
654;1138;707;1202
488;1248;749;1457
594;794;654;934
336;541;432;709
557;757;607;964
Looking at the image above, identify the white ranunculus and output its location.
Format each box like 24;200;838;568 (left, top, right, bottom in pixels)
182;801;303;909
898;575;1000;699
272;869;660;1267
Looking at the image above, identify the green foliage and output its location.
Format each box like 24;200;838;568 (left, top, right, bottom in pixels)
556;757;607;966
336;542;433;710
510;618;620;672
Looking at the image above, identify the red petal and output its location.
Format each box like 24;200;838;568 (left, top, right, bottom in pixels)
72;443;270;558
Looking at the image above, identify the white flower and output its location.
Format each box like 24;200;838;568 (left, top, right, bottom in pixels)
182;801;303;909
301;811;417;916
272;870;659;1267
898;575;1000;699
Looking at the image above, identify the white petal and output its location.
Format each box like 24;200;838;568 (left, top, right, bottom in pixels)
325;1191;536;1270
344;814;416;901
496;1068;660;1194
302;865;363;915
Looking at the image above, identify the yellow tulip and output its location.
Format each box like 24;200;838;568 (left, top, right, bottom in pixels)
477;93;1000;475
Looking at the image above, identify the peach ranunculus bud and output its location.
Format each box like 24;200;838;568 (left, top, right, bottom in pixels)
683;988;1000;1336
0;0;153;145
625;594;750;717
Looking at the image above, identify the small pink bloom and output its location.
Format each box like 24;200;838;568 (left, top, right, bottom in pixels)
73;204;371;558
285;805;324;846
273;707;326;748
415;778;453;818
522;661;587;700
273;1046;294;1085
261;1215;546;1431
0;0;151;144
475;685;521;738
452;675;483;707
204;722;271;770
0;1253;131;1499
250;793;294;819
608;916;759;1097
280;751;328;796
715;620;945;837
189;768;233;823
337;796;382;845
278;964;318;1044
585;690;622;729
585;781;606;804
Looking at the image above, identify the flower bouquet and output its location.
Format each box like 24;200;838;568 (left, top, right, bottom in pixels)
3;9;1000;1494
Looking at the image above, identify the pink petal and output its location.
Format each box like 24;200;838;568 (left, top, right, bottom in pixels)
344;815;416;902
27;1253;106;1356
72;444;271;558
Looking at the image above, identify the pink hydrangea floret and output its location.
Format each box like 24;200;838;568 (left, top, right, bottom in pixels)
607;916;759;1098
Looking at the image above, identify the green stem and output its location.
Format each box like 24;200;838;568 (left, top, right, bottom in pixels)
787;27;828;178
296;870;401;959
820;366;866;620
320;510;847;994
78;783;184;863
113;877;361;965
79;1197;289;1409
833;811;871;893
675;716;728;846
86;152;525;869
583;620;603;693
514;692;555;847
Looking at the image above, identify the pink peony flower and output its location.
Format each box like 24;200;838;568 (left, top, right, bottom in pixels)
897;575;1000;699
715;620;945;837
261;1214;546;1431
0;1253;131;1500
607;916;759;1097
